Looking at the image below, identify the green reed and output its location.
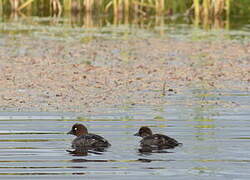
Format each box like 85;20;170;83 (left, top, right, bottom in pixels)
3;0;235;18
1;0;249;33
2;0;249;26
3;0;191;14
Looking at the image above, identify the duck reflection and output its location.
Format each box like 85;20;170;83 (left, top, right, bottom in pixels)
67;149;88;156
67;147;106;156
138;145;173;154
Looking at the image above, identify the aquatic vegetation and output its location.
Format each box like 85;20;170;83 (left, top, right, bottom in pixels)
1;0;245;18
1;0;248;31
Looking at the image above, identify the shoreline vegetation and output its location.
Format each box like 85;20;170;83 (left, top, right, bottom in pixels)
1;0;248;18
1;1;249;30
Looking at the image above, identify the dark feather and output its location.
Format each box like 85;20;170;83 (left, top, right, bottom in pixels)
140;134;181;149
72;133;111;149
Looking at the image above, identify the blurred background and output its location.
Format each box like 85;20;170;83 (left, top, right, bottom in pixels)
1;0;249;31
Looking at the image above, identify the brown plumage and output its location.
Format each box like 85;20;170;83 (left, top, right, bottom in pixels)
67;123;111;150
134;126;181;149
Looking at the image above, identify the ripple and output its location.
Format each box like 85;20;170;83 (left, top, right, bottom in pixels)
0;139;67;142
0;90;249;178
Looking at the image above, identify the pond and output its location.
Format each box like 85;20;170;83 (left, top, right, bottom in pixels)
0;89;250;179
0;4;250;179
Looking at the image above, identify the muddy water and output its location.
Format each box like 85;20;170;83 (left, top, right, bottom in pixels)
0;90;249;179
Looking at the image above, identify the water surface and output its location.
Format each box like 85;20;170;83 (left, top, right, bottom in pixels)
0;4;250;179
0;90;249;179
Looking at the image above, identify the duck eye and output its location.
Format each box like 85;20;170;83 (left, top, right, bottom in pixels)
74;127;77;131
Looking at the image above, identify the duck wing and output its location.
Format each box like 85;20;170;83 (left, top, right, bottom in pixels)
140;134;181;149
87;133;111;147
72;134;111;149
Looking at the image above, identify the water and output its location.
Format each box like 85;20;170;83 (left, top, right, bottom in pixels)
0;4;250;179
1;12;250;41
0;90;249;179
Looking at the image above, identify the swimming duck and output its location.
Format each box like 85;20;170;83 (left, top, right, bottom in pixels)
134;126;181;149
67;123;111;150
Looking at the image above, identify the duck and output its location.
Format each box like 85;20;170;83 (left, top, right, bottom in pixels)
67;123;111;151
134;126;181;149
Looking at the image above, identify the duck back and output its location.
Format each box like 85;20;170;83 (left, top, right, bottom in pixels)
140;134;181;149
72;133;111;149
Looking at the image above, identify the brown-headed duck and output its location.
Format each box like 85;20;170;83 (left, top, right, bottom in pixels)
134;126;181;149
67;123;111;150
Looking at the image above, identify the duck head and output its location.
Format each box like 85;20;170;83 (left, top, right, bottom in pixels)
134;126;153;137
67;123;88;137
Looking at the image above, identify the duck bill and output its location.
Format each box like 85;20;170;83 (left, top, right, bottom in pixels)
67;130;73;135
134;132;140;136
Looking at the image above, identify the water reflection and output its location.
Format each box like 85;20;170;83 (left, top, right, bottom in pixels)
1;11;229;33
189;89;218;143
138;146;172;155
67;149;88;156
0;173;80;175
0;91;249;178
0;139;67;142
3;0;249;31
1;11;249;42
67;147;107;156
